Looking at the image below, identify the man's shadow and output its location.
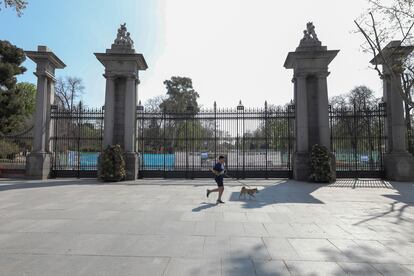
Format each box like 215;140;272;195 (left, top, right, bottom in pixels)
192;202;217;212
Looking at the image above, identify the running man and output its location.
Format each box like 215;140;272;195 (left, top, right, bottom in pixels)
207;155;226;204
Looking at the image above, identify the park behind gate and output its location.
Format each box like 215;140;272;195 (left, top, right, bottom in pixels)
0;101;390;179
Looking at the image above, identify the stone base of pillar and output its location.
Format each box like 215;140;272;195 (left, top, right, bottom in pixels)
25;152;52;180
384;153;414;181
292;152;310;181
124;152;139;180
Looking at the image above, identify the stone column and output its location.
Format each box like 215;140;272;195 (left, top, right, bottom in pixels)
25;46;66;179
103;75;115;146
123;75;139;178
371;41;414;181
95;24;148;180
284;23;339;181
317;72;331;149
295;74;309;153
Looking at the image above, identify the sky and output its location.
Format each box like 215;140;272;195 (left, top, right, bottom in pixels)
0;0;383;109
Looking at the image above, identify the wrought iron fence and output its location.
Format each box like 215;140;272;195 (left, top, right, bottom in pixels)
0;126;33;176
137;102;295;178
408;108;414;155
329;103;387;178
50;105;104;177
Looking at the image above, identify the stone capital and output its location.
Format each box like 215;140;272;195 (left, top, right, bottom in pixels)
126;73;139;80
34;70;56;82
294;72;308;79
103;73;116;80
314;71;330;78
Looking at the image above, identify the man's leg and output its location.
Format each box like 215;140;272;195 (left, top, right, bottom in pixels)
218;186;224;201
207;187;219;198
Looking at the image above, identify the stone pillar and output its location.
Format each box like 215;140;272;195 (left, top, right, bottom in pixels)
284;23;339;181
371;41;414;181
103;75;115;146
95;24;148;180
25;46;66;179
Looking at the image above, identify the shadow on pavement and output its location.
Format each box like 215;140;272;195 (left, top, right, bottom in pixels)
229;180;324;209
354;182;414;227
326;179;393;189
0;178;105;192
192;202;217;212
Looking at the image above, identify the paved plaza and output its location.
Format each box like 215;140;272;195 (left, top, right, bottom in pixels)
0;178;414;275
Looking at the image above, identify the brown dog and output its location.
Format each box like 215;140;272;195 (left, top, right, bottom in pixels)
239;187;259;199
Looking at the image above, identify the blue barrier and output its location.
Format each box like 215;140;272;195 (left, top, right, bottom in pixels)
142;154;175;170
56;152;176;170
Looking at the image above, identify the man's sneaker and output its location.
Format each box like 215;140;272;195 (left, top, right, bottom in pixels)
206;189;211;198
216;199;225;204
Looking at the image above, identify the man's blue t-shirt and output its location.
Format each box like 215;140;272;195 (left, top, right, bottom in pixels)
213;162;225;180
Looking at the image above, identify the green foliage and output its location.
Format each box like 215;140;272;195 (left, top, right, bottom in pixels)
0;82;36;133
98;145;126;182
0;139;19;159
0;40;26;90
309;144;335;183
0;41;34;133
160;76;200;114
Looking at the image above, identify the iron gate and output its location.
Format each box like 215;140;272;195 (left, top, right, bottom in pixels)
0;126;33;177
137;102;295;178
51;105;104;178
329;103;387;178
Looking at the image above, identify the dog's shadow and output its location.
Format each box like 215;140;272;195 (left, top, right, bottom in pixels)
192;202;217;212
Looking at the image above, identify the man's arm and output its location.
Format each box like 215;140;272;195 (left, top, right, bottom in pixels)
210;168;220;176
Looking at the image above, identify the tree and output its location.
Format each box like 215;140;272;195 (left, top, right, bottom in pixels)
55;76;85;111
355;0;414;107
144;95;165;112
0;0;27;16
0;41;36;133
0;82;36;133
160;76;200;113
330;86;382;169
330;86;380;110
0;40;26;91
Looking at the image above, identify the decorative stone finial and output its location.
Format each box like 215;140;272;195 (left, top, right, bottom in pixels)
299;22;322;48
113;23;134;49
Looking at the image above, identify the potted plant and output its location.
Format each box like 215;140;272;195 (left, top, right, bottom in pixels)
98;144;126;182
309;144;335;183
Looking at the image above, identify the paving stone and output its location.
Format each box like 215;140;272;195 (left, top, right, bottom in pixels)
372;263;414;276
337;262;380;275
288;238;347;261
262;238;300;260
285;260;346;275
222;257;256;276
203;236;231;257
164;258;221;276
230;237;271;259
253;260;291;276
193;221;216;236
243;222;269;237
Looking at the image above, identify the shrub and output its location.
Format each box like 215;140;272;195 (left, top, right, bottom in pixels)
0;140;19;159
98;145;126;182
309;144;335;183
